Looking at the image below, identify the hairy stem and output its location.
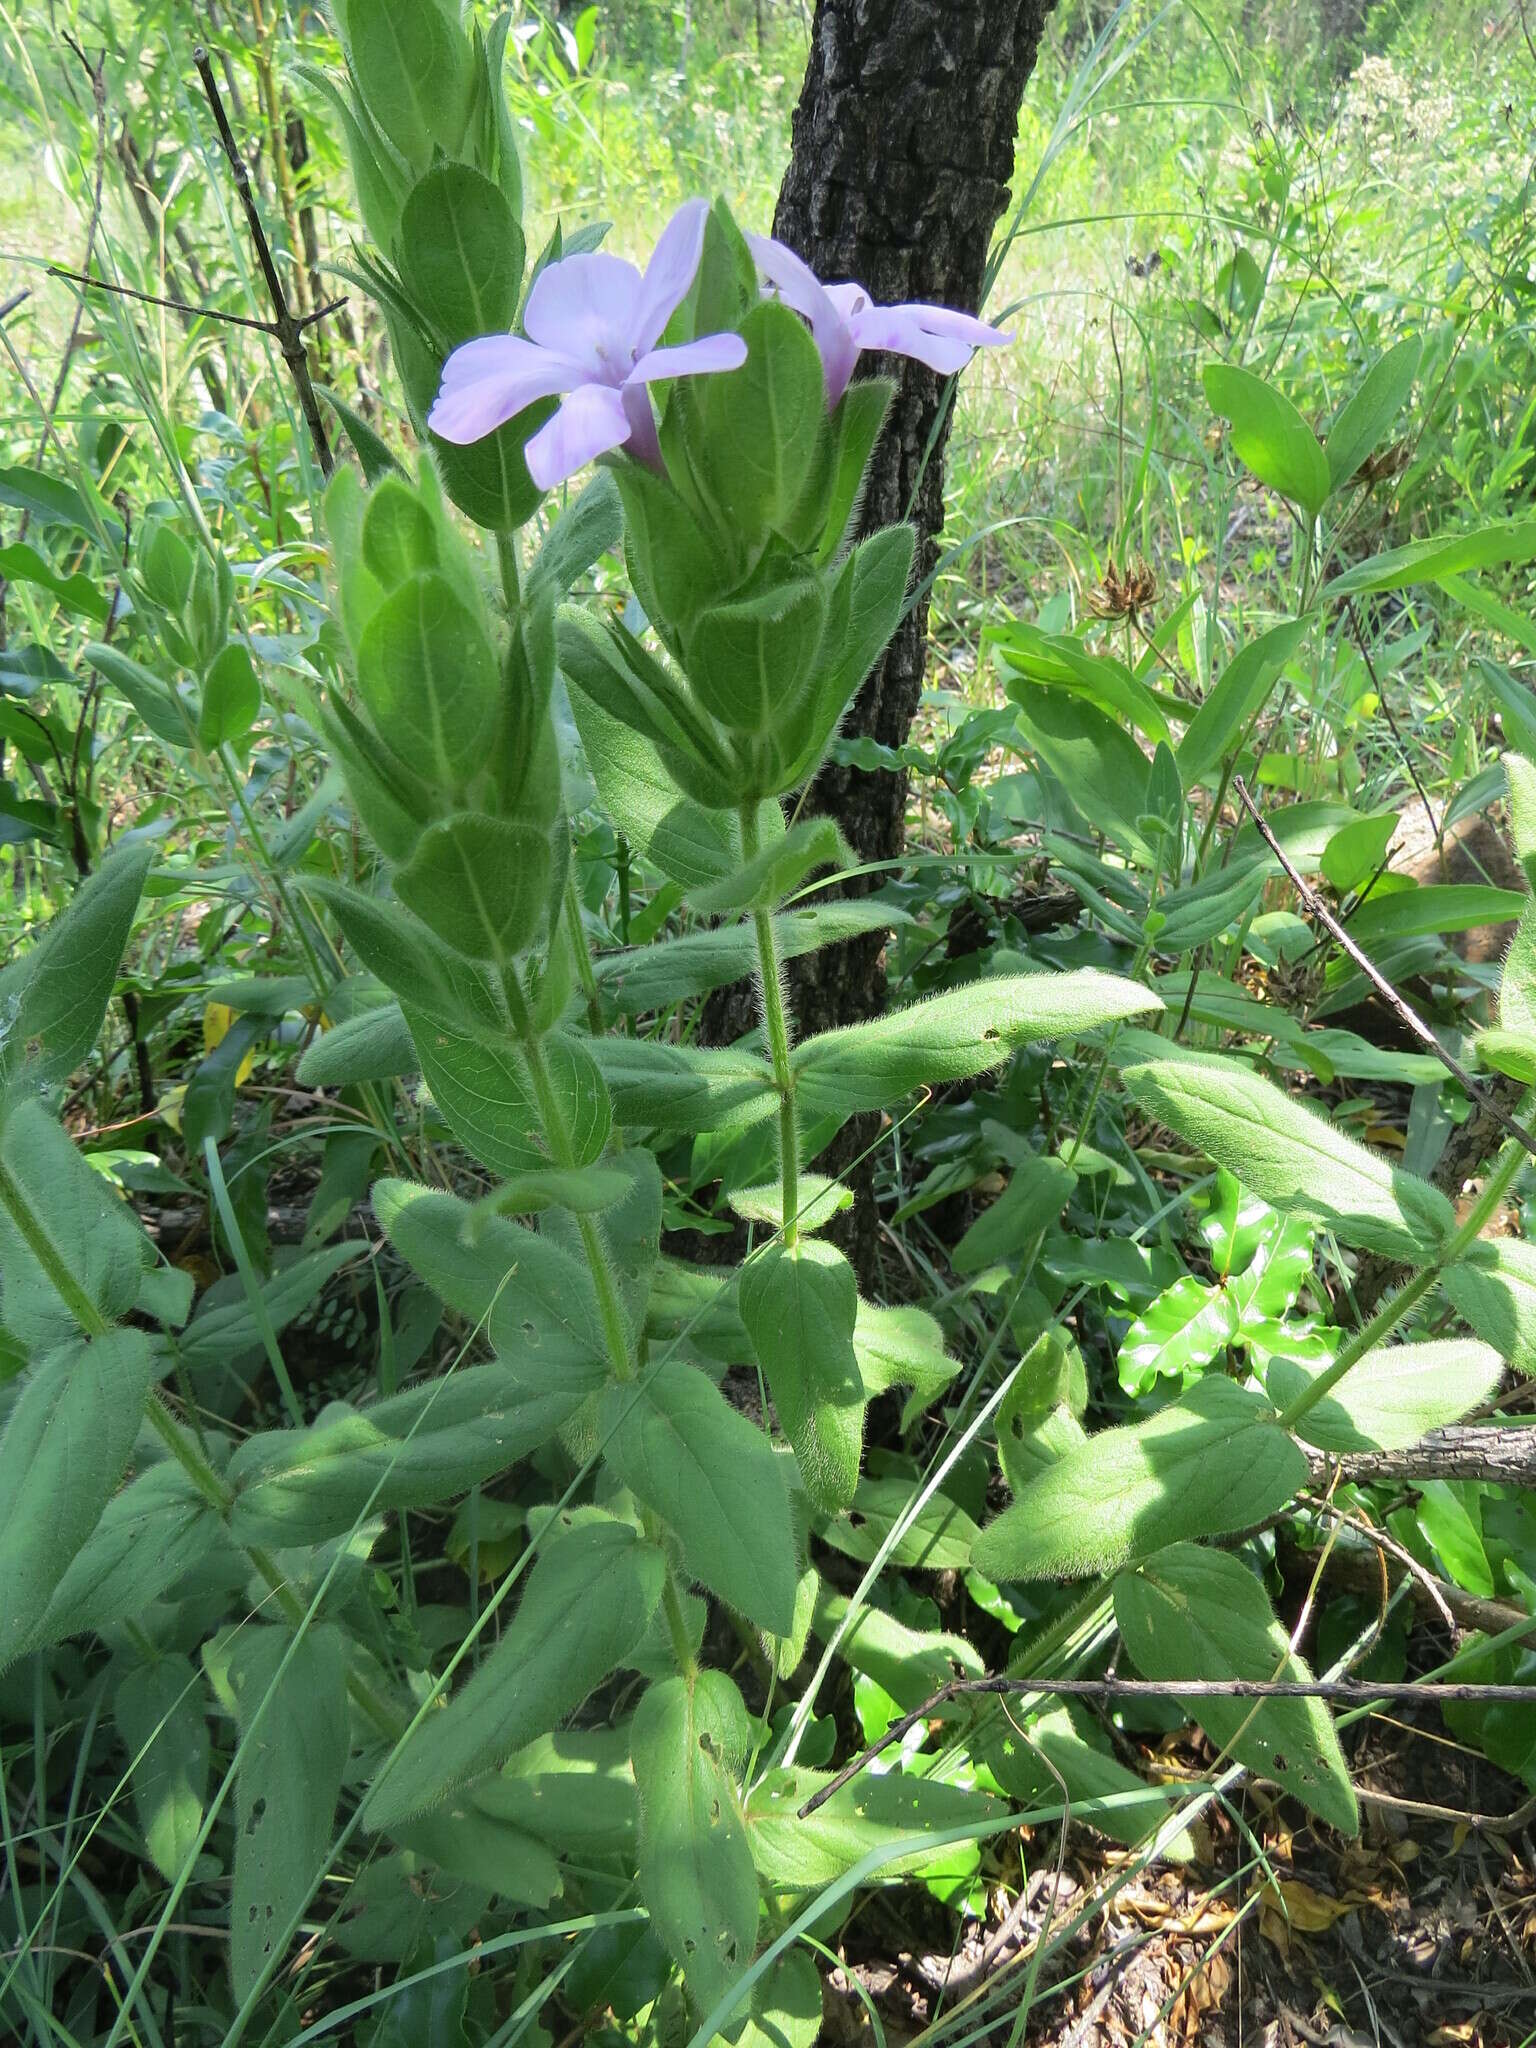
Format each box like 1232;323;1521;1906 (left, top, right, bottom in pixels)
503;964;634;1382
741;804;800;1245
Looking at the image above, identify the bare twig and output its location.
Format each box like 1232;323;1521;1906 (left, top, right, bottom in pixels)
47;265;345;337
1345;597;1442;863
799;1673;1536;1818
0;288;32;324
1233;776;1536;1160
193;46;333;476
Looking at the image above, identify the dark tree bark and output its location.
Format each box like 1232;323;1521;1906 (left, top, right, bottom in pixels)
703;0;1059;1283
772;0;1057;1035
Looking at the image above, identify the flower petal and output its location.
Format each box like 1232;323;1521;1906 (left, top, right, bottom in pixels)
631;198;711;357
748;233;838;333
523;382;632;490
524;251;643;365
628;331;748;385
427;334;583;444
845;303;1001;377
896;302;1012;347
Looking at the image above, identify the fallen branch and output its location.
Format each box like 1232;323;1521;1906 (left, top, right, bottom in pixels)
798;1673;1536;1817
1319;1423;1536;1489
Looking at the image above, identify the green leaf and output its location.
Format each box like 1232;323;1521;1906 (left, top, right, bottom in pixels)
996;624;1172;746
850;1301;961;1415
0;838;150;1088
1114;1543;1358;1833
1345;882;1524;947
529;470;622;598
365;1517;664;1831
33;1465;218;1650
567;672;741;888
396;814;550;961
296;1002;416;1087
396;1805;559;1909
1120;1053;1454;1260
0;462;124;545
739;1240;866;1511
1175;617;1310;785
227;1359;589;1545
794;971;1159;1117
318;382;403;483
686;578;829;735
0;540;111;621
726;1952;823;2048
1118;1276;1239;1396
632;1670;758;2017
972;1702;1195;1856
1269;1339;1505;1452
688;300;826;541
406;1006;547;1177
307;879;503;1040
471;1725;637;1853
399;161;524;349
971;1378;1306;1581
1012;686;1153;857
600;1359;798;1634
595;900;901;1015
692;815;853;917
83;643;192;747
228;1624;351;1999
1319;809;1399;895
0;1102;152;1350
952;1154;1077;1278
594;1037;779;1135
818;1474;979;1571
177;1242;361;1371
1321;519;1536;600
0;1329;155;1666
115;1655;209;1882
1204;361;1330;519
1442;1238;1536;1376
198;641;261;749
371;1179;607;1374
728;1172;851;1236
345;0;470;168
816;1587;982;1709
356;572;499;789
746;1765;1004;1887
1325;336;1420;492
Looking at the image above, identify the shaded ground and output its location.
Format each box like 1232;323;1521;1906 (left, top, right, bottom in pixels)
822;1720;1534;2048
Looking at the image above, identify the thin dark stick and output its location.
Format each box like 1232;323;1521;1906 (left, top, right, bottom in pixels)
1345;597;1442;861
798;1673;1536;1817
47;265;345;336
1233;776;1536;1161
0;288;29;323
193;46;333;476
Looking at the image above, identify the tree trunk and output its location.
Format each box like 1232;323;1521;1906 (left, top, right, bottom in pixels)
704;0;1058;1282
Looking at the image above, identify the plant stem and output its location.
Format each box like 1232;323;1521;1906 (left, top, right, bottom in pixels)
502;965;634;1382
740;804;800;1245
662;1574;699;1681
1277;1108;1532;1429
0;1156;109;1338
565;873;604;1035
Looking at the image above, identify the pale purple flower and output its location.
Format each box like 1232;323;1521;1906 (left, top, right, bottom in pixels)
747;234;1011;406
428;199;747;490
